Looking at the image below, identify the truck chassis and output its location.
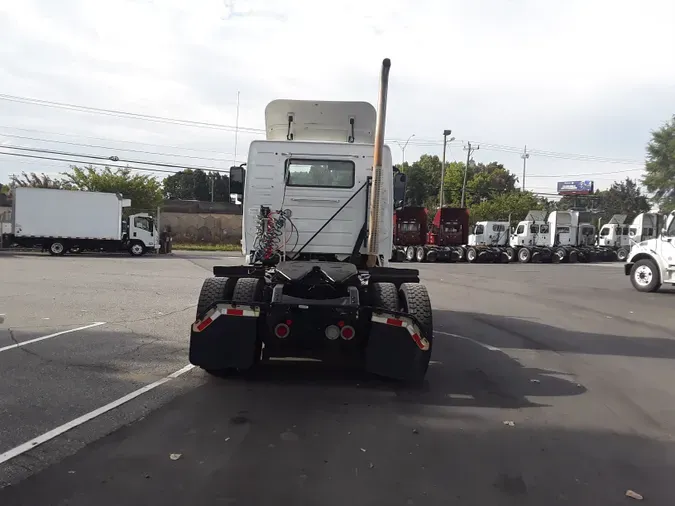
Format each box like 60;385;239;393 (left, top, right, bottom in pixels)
189;261;433;382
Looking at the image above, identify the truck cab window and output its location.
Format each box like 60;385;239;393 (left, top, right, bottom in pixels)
492;224;505;232
540;224;550;233
528;224;538;234
667;218;675;237
600;227;610;236
516;224;525;234
286;159;355;188
474;224;484;235
134;217;151;232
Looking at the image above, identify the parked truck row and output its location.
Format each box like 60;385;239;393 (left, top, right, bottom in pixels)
391;206;662;264
0;187;160;256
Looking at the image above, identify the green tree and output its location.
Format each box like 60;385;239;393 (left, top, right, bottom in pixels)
1;183;10;195
163;169;226;202
599;177;650;219
62;165;163;211
469;191;545;223
9;172;70;189
400;155;442;206
642;115;675;213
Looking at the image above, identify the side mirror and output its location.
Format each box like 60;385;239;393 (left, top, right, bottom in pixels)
393;172;407;204
230;166;246;195
662;228;668;237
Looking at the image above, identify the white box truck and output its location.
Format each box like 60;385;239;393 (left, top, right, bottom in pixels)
3;187;159;256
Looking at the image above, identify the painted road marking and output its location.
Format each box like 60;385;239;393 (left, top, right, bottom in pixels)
0;322;107;354
435;330;501;352
0;364;195;465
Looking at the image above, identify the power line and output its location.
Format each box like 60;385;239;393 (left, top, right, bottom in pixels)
0;132;236;162
0;144;234;172
0;93;266;134
0;125;244;155
2;93;645;168
0;151;231;175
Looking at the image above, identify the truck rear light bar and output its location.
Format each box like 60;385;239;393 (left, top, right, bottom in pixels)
371;313;430;351
192;304;261;332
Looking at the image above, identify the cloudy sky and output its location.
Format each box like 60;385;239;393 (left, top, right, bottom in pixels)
1;0;673;198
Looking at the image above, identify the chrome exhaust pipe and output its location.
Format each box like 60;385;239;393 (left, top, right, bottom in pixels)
366;58;391;267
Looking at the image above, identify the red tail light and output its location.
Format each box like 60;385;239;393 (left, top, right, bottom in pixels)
340;325;355;340
274;323;290;338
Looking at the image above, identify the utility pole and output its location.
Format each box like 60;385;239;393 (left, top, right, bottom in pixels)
439;129;454;208
521;145;529;192
461;142;479;208
210;173;215;202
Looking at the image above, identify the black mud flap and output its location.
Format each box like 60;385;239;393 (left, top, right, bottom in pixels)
189;304;260;371
364;312;431;381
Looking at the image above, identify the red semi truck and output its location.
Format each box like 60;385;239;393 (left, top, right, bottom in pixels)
391;207;470;262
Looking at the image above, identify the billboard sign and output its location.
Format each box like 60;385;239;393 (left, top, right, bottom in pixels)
557;180;594;195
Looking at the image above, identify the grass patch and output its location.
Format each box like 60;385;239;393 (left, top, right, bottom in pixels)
173;242;241;252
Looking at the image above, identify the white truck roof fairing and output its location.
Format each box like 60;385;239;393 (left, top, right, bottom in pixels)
607;214;627;225
265;100;376;143
524;210;547;222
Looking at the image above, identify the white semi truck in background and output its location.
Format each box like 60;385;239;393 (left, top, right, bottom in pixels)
1;187;159;256
625;210;675;292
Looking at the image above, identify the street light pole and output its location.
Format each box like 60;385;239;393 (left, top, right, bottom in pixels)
394;133;415;164
521;145;529;192
439;129;453;208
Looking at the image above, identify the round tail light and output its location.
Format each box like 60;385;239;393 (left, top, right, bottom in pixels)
274;323;290;339
340;325;355;341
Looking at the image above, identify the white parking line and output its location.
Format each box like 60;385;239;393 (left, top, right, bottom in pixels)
0;364;195;465
0;322;107;354
435;330;501;352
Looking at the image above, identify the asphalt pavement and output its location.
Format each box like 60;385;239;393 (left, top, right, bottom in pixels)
0;251;674;505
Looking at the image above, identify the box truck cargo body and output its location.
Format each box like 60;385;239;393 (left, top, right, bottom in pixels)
4;188;159;256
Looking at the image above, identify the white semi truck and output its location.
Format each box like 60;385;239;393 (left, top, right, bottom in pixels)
597;212;661;261
189;59;434;382
625;210;675;292
2;187;159;256
464;220;512;263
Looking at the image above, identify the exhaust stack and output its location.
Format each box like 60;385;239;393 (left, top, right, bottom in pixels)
366;58;391;267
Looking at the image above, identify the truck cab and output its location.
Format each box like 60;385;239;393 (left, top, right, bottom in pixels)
625;211;675;292
628;212;661;244
235;99;394;267
510;211;550;247
597;214;629;248
127;213;159;253
468;221;509;246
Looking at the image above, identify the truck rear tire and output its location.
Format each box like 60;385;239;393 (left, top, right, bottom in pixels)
518;247;531;263
370;282;399;311
399;283;433;380
232;277;264;303
48;241;66;256
196;277;236;319
504;247;515;263
616;247;628;262
405;246;415;262
630;259;661;292
415;246;425;262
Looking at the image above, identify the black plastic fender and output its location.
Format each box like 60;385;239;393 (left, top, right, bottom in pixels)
189;304;261;371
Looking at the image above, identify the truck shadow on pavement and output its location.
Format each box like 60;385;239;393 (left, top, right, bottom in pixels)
435;309;675;360
216;315;588;411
